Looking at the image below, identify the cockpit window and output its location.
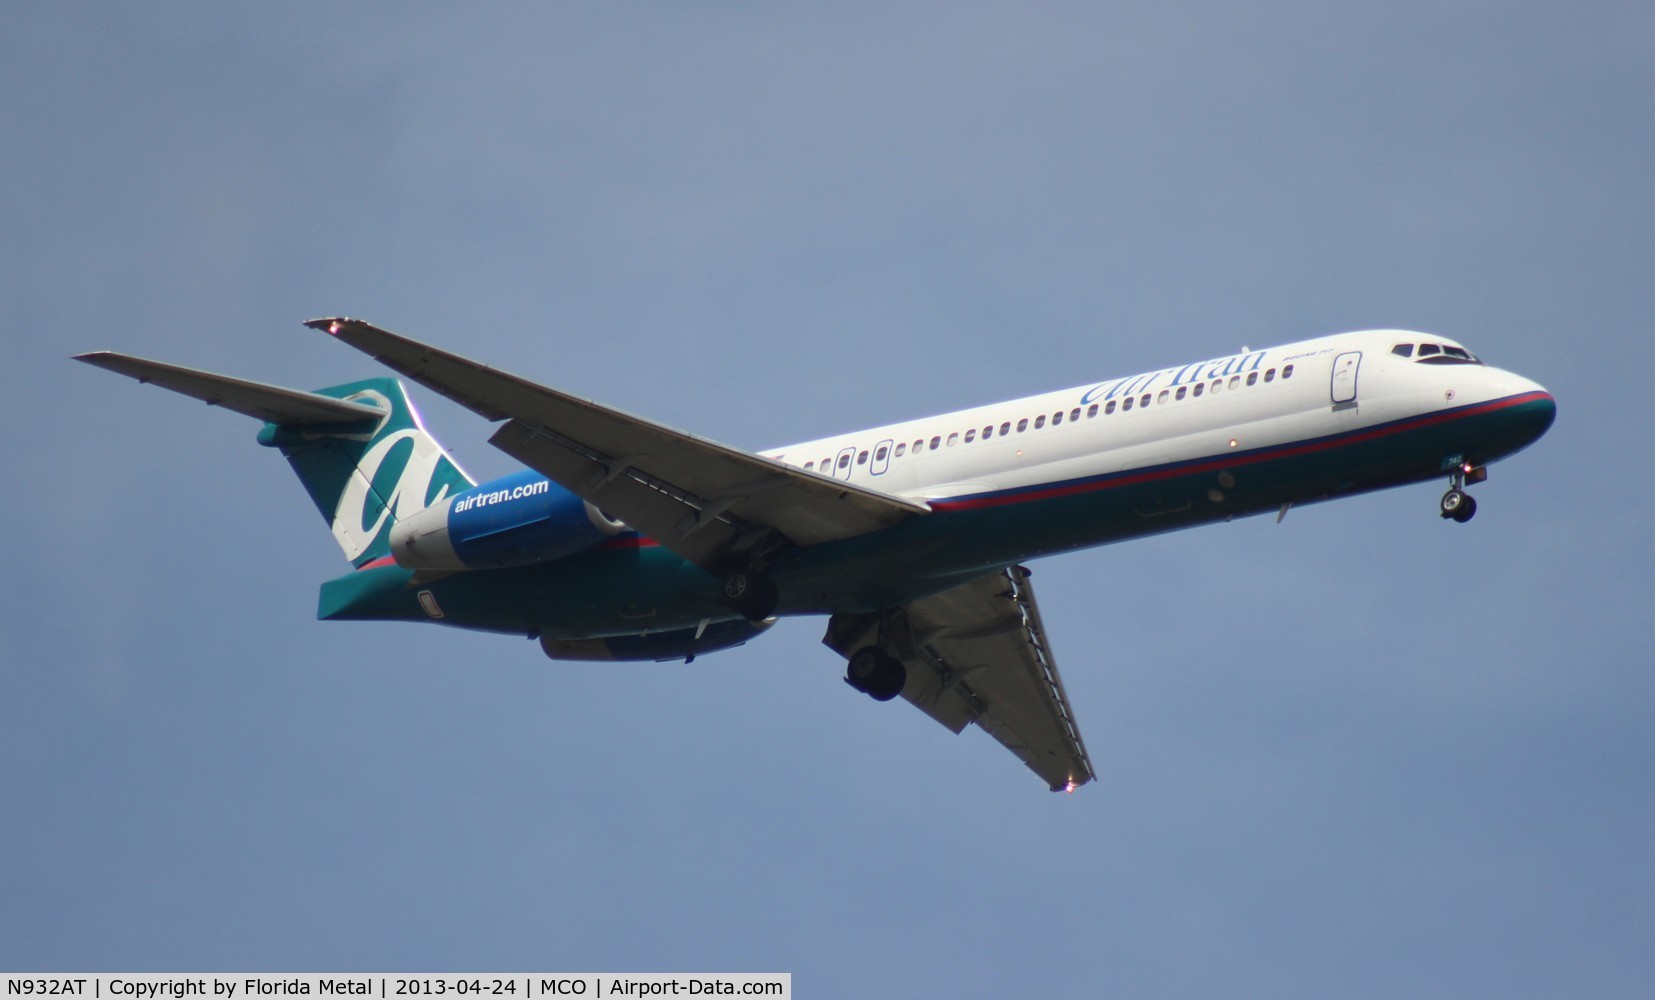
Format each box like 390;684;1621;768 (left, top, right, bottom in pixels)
1391;344;1414;358
1412;342;1482;365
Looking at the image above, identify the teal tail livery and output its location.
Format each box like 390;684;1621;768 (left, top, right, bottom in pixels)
258;377;475;568
76;318;1556;792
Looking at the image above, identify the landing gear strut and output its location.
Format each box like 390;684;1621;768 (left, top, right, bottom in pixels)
1440;463;1485;523
845;646;907;702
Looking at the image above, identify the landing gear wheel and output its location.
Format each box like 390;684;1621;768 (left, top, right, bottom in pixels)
721;568;778;621
1440;488;1476;522
845;647;881;691
845;646;907;702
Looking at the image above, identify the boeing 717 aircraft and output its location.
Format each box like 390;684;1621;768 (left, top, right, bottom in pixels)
77;320;1555;791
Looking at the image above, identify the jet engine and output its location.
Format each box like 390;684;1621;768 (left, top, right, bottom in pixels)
540;618;773;663
390;469;627;570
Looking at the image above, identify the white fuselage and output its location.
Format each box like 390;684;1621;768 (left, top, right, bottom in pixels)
768;330;1548;508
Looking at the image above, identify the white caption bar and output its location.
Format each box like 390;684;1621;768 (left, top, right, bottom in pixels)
3;977;789;1000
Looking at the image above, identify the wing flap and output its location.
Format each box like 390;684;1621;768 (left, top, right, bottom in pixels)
310;317;929;571
487;418;744;569
826;567;1095;791
74;352;384;425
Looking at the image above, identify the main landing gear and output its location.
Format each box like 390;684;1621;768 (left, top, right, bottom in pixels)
720;567;779;622
845;646;907;702
1440;462;1487;524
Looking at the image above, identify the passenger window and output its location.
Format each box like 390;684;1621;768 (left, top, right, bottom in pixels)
804;461;814;470
946;433;959;447
1051;411;1063;426
1391;344;1414;358
1123;397;1134;411
857;450;868;465
1034;415;1046;429
1175;386;1187;400
875;445;888;461
1211;380;1221;394
964;429;976;443
1087;404;1098;418
1193;383;1204;397
1282;364;1294;379
1104;400;1116;414
837;454;851;469
1264;368;1276;382
983;425;993;439
1418;344;1441;357
1246;372;1259;386
929;436;941;451
1000;422;1012;436
1140;394;1152;408
1017;418;1029;432
914;439;924;453
1070;407;1081;422
1157;390;1169;404
1228;376;1241;390
895;443;907;457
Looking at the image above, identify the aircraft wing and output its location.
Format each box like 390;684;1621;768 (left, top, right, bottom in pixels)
823;567;1096;792
308;318;930;571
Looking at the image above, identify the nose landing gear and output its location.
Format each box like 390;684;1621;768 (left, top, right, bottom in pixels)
1440;488;1477;522
1440;462;1486;523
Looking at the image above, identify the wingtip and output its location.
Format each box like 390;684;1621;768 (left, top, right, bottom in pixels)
303;317;354;335
1050;773;1092;794
72;350;124;367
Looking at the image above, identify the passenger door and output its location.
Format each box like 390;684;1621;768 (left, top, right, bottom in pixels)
1331;351;1361;404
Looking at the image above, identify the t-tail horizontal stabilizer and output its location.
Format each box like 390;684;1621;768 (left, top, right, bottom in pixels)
73;352;386;425
75;350;476;569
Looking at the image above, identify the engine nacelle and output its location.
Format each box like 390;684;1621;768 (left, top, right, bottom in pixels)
540;618;773;662
390;469;626;570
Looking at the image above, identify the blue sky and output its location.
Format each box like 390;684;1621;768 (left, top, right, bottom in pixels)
4;4;1652;995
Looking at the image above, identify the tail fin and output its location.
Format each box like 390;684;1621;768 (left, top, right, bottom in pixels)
74;352;474;568
257;377;476;567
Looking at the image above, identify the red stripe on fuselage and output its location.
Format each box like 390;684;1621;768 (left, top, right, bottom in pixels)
597;534;660;550
347;393;1547;561
930;391;1553;513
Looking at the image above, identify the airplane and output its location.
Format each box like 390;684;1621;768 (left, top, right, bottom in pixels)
75;320;1555;791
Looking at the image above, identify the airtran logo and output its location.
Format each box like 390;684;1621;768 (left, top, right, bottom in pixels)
1080;350;1267;404
329;389;464;563
453;479;550;513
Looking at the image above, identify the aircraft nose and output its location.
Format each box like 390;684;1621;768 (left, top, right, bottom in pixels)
1499;373;1557;452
